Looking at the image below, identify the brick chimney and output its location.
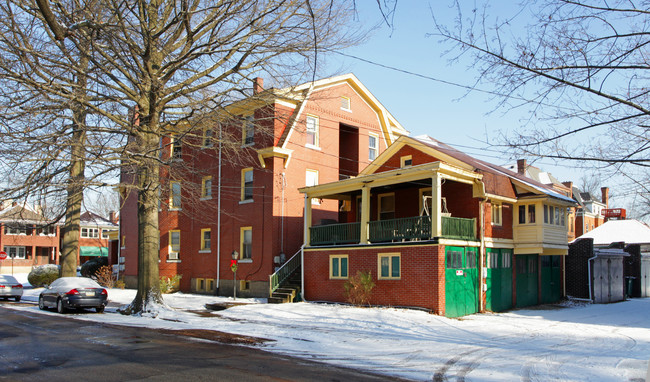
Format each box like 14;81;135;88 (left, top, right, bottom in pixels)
109;211;118;224
517;159;527;176
601;187;609;209
253;77;264;95
562;181;573;198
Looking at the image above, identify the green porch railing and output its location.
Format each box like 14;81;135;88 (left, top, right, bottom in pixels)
310;222;360;246
269;247;302;295
369;216;432;242
442;216;476;240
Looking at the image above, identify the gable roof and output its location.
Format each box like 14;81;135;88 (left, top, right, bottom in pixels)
0;204;51;225
275;73;409;148
573;219;650;245
363;135;575;204
80;211;118;228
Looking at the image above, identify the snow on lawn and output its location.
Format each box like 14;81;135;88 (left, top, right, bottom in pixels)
8;273;650;381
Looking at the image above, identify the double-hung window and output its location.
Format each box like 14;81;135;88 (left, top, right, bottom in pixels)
170;181;181;209
368;133;378;161
241;168;253;201
243;116;254;146
200;229;211;251
240;227;252;259
306;115;319;147
169;230;180;260
201;176;212;199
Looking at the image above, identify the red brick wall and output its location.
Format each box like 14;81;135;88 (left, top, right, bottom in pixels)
375;146;438;173
304;244;447;315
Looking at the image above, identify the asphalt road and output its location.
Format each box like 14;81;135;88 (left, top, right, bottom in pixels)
0;304;401;381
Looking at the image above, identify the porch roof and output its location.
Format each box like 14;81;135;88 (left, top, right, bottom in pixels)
299;161;483;199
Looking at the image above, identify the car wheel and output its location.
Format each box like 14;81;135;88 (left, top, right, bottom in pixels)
56;298;66;314
95;306;105;313
14;296;20;302
38;296;46;310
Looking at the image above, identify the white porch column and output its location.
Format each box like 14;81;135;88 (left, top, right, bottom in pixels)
431;172;442;238
304;195;312;246
360;186;370;244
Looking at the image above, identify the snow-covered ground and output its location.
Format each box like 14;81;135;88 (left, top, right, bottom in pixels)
7;273;650;381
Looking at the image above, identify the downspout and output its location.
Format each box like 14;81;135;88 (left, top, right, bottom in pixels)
478;199;480;312
281;172;286;254
587;254;597;302
301;194;309;301
216;124;222;294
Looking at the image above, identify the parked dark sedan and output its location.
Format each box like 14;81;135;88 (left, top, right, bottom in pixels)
38;277;107;313
0;275;23;302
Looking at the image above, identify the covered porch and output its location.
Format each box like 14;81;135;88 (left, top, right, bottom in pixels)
300;161;485;246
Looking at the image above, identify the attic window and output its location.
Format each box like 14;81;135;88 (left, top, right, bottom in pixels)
340;96;351;111
400;155;412;168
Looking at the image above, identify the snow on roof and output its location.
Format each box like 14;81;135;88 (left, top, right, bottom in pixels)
573;219;650;245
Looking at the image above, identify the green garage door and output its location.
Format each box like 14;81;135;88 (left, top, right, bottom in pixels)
485;248;513;312
540;255;562;304
516;254;538;308
445;246;479;318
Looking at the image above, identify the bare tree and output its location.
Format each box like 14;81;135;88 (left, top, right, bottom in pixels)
0;0;118;277
433;1;650;203
33;0;360;314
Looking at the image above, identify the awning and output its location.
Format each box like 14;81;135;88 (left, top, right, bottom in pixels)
80;246;108;257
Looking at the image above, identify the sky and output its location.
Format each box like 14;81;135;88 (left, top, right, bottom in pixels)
10;273;650;381
321;2;630;208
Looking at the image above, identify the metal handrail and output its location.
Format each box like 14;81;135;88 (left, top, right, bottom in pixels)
269;247;302;296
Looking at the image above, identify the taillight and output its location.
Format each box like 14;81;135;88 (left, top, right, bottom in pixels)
15;284;22;289
100;289;107;296
0;285;4;288
65;289;80;295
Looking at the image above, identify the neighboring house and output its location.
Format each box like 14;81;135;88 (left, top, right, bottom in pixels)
0;202;60;273
568;219;650;298
78;211;119;265
572;187;608;237
299;135;576;317
119;74;408;297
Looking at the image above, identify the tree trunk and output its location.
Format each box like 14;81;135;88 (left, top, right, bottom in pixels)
124;128;164;314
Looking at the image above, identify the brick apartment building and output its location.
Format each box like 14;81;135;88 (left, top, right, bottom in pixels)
119;74;408;296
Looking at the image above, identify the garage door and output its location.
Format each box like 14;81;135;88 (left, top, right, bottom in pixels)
485;248;513;312
516;254;538;308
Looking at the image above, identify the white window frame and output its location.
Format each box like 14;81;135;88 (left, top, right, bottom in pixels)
368;133;378;161
306;169;319;205
340;96;351;111
168;230;181;262
492;203;502;226
170;181;182;210
305;115;319;148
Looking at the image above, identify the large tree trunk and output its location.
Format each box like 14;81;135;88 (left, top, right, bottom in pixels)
124;128;164;314
60;53;89;277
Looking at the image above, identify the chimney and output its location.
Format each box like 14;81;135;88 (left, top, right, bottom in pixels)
517;159;527;176
109;211;118;224
562;181;573;198
601;187;609;209
253;77;264;95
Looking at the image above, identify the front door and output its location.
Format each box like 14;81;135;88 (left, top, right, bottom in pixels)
445;246;479;317
516;254;538;308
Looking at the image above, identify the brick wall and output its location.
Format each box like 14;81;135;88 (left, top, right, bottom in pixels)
304;244;446;314
566;238;593;299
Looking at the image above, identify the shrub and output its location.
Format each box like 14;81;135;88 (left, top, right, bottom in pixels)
28;264;60;287
344;270;375;306
115;279;126;289
159;274;182;294
95;265;117;288
80;257;108;278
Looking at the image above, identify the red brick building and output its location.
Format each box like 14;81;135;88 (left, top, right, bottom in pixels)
119;74;408;296
0;202;60;273
300;136;577;317
78;211;118;265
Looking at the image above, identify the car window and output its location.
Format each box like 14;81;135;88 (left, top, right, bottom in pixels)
0;275;18;283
